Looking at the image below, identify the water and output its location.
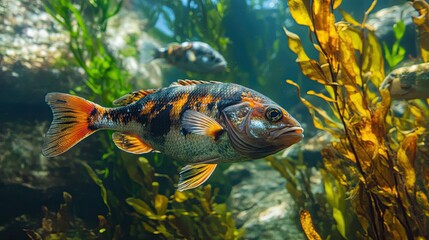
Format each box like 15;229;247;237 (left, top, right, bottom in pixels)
0;0;423;239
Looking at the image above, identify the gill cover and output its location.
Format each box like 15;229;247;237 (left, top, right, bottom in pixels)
222;102;280;159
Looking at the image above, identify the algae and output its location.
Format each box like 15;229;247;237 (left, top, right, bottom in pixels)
34;1;244;239
283;0;429;239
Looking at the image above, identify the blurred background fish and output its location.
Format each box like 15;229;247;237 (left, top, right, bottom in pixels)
380;62;429;100
140;41;228;73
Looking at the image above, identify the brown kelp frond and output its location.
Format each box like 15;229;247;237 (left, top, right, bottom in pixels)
123;157;243;239
24;192;119;240
285;0;429;239
300;209;322;240
412;0;429;62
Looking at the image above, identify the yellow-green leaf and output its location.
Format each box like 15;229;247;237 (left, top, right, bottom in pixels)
154;194;168;216
297;59;328;84
307;90;336;102
81;162;110;212
333;0;342;9
412;0;429;62
333;207;347;239
288;0;314;31
313;0;340;70
284;27;309;61
126;197;158;220
396;129;424;189
339;9;360;27
173;190;188;203
339;24;362;52
362;31;385;87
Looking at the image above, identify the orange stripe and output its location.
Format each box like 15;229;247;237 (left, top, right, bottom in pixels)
171;93;190;118
140;101;155;116
42;93;100;157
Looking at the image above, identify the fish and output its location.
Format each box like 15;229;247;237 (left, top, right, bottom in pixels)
141;41;227;73
380;62;429;100
42;80;303;191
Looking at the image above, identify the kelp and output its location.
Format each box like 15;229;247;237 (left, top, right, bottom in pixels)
285;0;429;239
300;210;322;240
412;0;429;63
109;157;242;239
24;192;120;240
267;148;355;239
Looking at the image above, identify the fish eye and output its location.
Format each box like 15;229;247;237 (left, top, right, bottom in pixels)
265;107;282;122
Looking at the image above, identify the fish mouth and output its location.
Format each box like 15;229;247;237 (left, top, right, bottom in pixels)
269;126;304;144
210;62;227;72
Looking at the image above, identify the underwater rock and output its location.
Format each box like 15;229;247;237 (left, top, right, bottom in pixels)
226;161;305;240
0;0;164;109
0;0;80;108
281;131;331;167
0;121;89;190
0;120;107;238
105;9;164;88
367;3;418;56
224;163;252;186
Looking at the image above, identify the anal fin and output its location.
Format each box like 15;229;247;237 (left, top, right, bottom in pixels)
112;132;153;154
178;163;217;191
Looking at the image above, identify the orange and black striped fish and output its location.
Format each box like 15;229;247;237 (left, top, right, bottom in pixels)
42;80;303;191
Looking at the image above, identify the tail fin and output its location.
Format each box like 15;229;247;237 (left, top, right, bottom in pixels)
140;41;162;63
42;93;101;157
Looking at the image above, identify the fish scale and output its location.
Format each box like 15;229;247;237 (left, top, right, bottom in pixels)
42;80;303;191
135;83;247;162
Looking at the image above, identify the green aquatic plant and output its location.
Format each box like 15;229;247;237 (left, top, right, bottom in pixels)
124;157;243;239
284;0;429;239
266;154;342;238
44;0;130;105
85;156;243;239
382;19;406;70
42;1;244;238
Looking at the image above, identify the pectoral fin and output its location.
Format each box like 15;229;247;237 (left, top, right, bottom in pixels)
182;110;224;140
112;132;153;154
178;163;217;191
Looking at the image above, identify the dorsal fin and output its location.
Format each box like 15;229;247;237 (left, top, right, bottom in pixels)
169;79;222;87
113;89;158;106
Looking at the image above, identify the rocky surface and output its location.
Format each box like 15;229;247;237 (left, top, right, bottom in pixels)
0;0;79;107
0;0;165;188
106;10;165;89
0;0;165;105
223;130;329;240
225;161;306;240
0;0;152;237
367;3;418;57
